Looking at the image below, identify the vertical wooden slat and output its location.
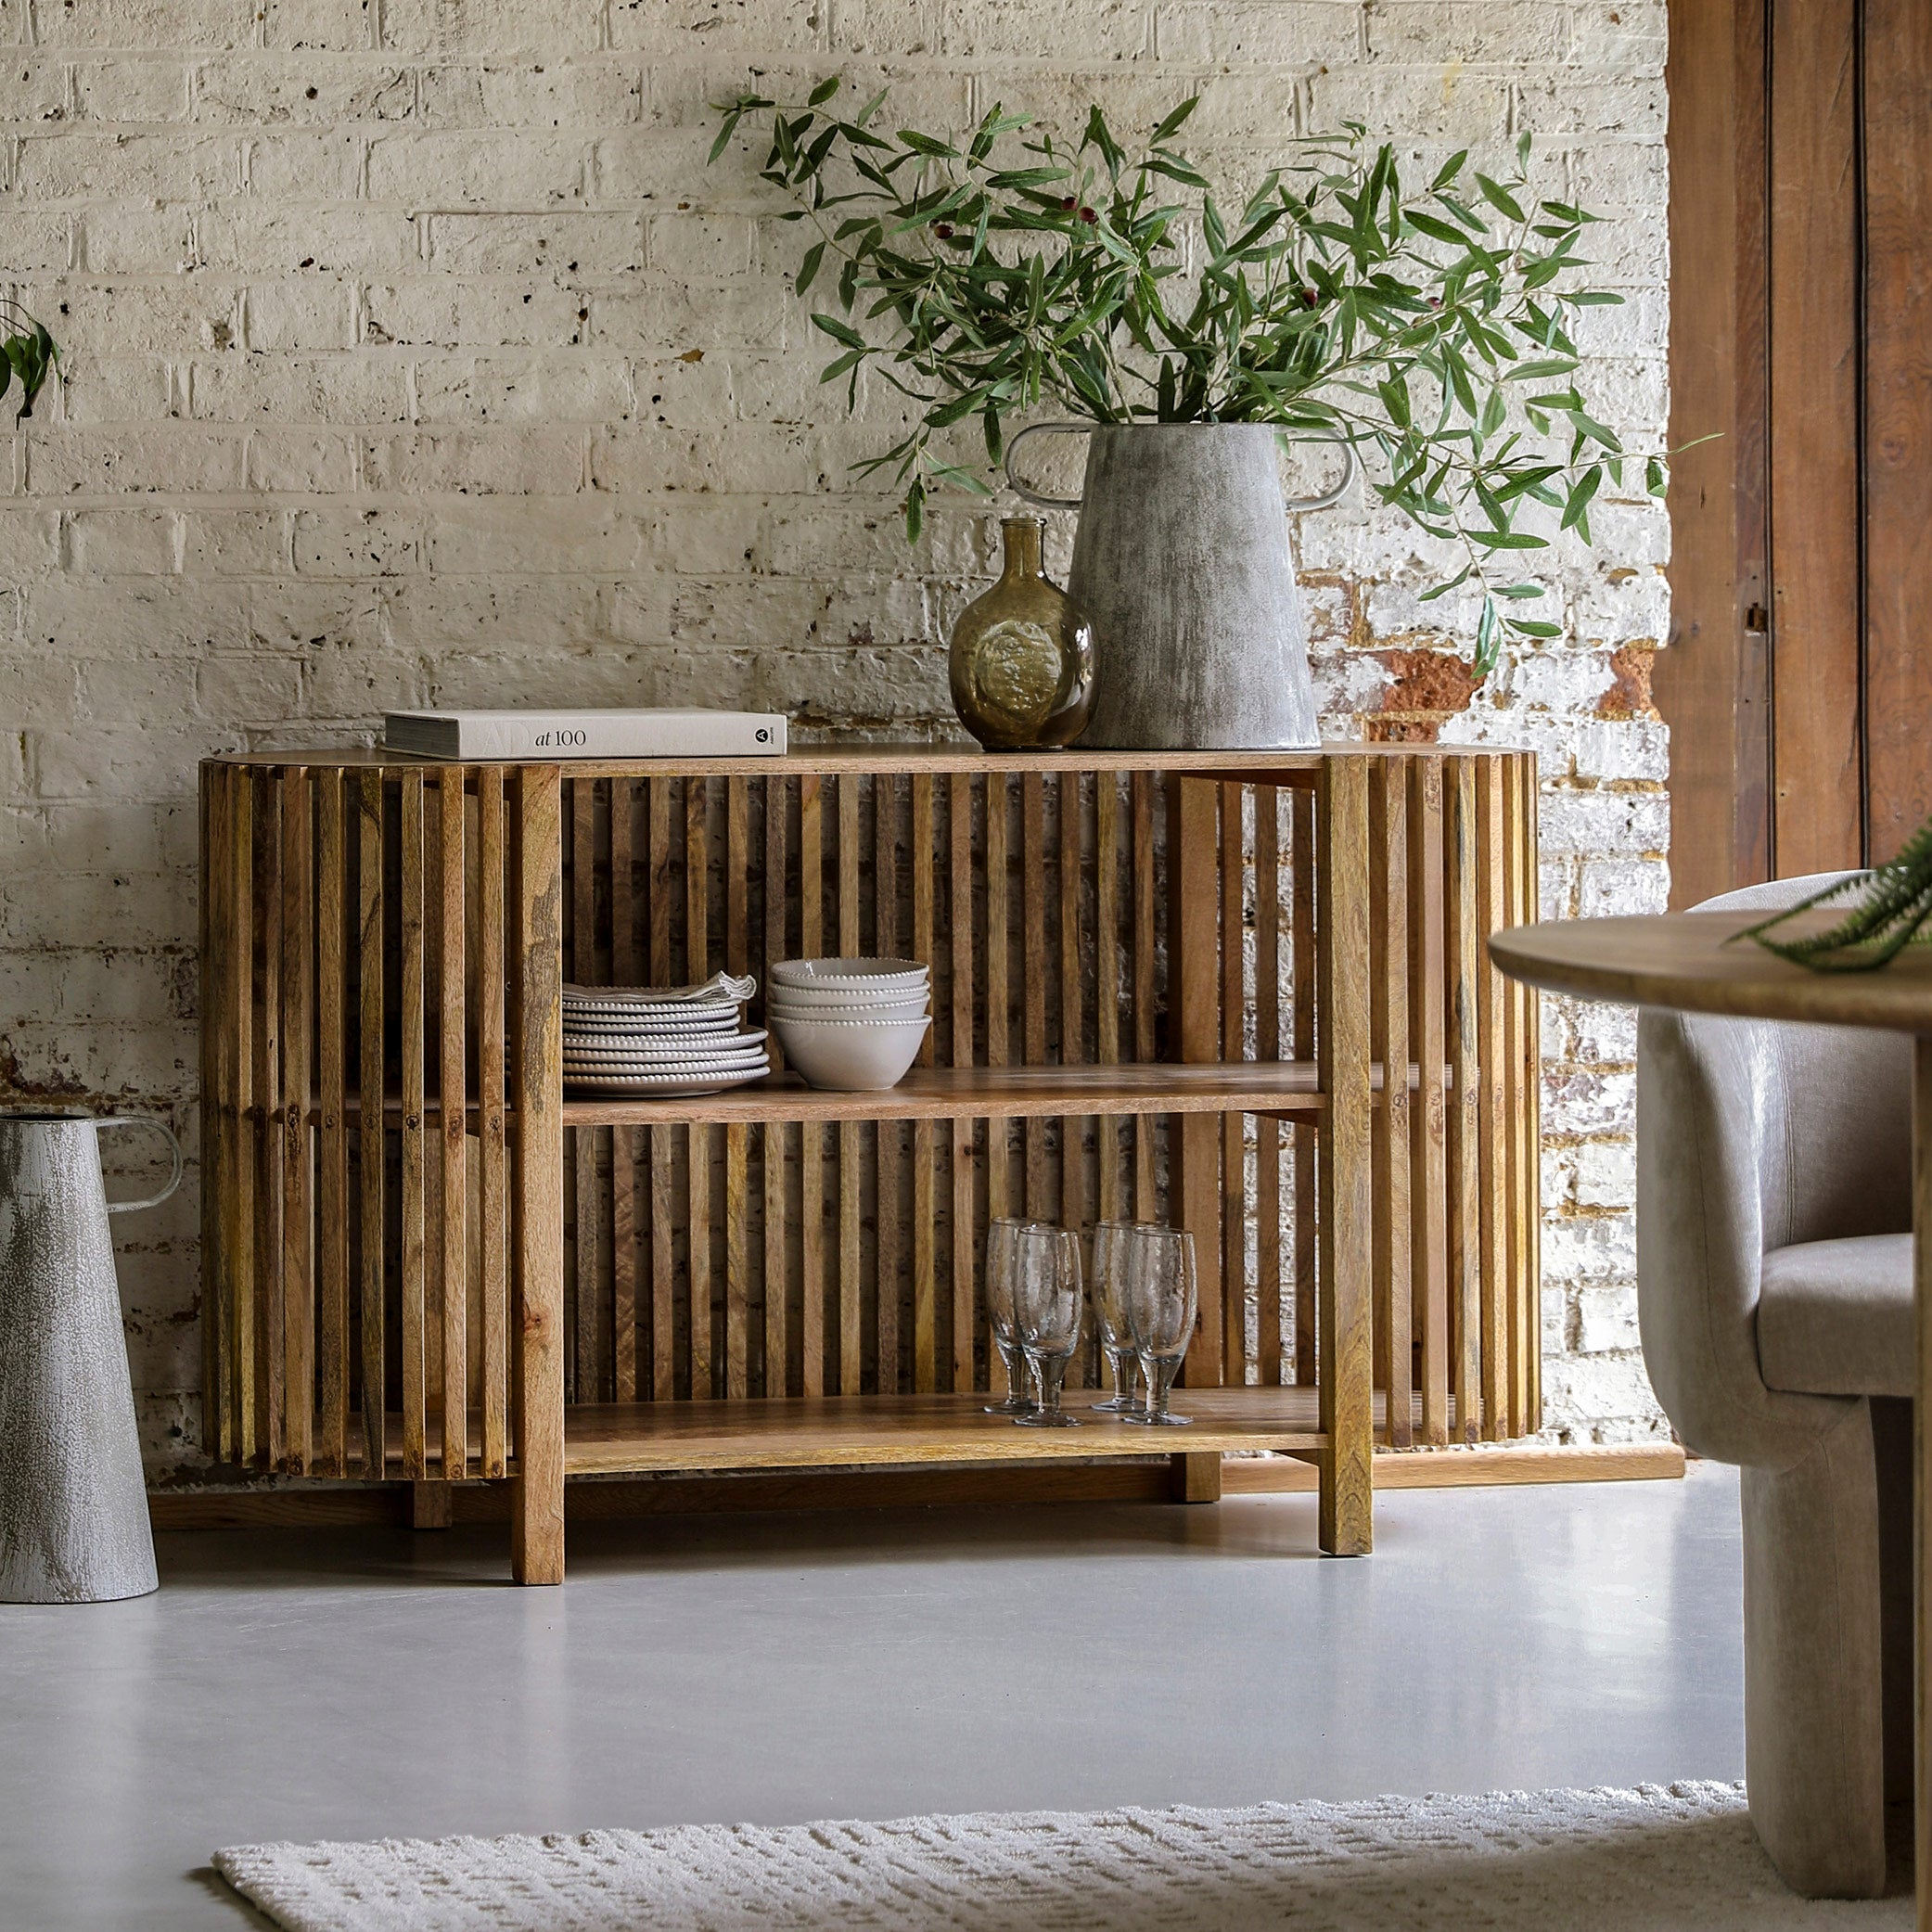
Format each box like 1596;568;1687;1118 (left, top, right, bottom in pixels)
1317;756;1374;1557
608;777;637;1405
204;769;237;1462
800;773;825;1396
838;775;862;1393
1522;755;1542;1431
1445;757;1482;1443
1409;755;1451;1447
440;771;468;1476
951;771;974;1392
980;773;1006;1394
315;769;349;1478
1021;774;1048;1221
1132;772;1156;1214
1058;773;1086;1388
355;772;383;1474
1371;761;1414;1447
238;774;265;1465
1291;786;1317;1387
686;778;713;1399
399;768;428;1480
1094;770;1120;1228
1220;782;1245;1386
1862;0;1932;862
649;779;674;1401
1255;786;1282;1387
1502;754;1531;1439
571;778;597;1406
198;773;223;1460
478;768;509;1476
873;774;900;1393
511;764;565;1587
727;767;751;1401
1767;0;1863;875
254;771;284;1470
1475;755;1510;1440
1170;777;1222;1385
911;773;936;1391
764;777;789;1394
278;766;313;1475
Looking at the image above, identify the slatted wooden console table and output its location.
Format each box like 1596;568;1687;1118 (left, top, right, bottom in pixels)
198;744;1540;1584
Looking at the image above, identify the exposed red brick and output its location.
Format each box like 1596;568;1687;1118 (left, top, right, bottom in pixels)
1598;644;1658;720
1376;647;1475;718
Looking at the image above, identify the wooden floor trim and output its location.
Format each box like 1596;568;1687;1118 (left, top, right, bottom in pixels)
148;1441;1685;1531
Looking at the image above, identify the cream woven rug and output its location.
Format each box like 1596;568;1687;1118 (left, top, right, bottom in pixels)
214;1782;1907;1930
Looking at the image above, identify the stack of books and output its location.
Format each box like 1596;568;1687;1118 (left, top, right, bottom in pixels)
382;709;787;761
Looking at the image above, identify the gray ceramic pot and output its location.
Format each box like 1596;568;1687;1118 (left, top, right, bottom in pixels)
0;1112;180;1603
1007;421;1350;750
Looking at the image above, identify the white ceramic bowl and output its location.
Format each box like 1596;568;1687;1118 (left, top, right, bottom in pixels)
769;992;930;1024
771;956;930;996
771;1013;930;1091
767;977;929;1012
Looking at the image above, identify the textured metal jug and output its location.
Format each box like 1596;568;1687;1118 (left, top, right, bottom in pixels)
0;1113;180;1603
1007;422;1350;750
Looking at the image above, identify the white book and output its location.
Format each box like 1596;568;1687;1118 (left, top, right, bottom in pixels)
382;708;787;761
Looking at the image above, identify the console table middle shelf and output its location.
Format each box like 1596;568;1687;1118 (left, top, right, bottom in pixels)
198;743;1540;1583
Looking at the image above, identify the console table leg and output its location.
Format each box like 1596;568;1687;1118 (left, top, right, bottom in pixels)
411;1480;454;1529
1318;758;1375;1557
1171;1452;1222;1503
512;766;565;1586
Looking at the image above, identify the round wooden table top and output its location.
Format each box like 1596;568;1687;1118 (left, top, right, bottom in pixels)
1491;911;1932;1032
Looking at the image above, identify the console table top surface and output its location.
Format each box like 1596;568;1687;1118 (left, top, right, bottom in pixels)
204;739;1530;777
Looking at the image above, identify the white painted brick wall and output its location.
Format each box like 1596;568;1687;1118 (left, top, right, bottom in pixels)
0;0;1671;1476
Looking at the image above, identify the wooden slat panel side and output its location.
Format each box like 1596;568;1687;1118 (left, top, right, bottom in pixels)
911;775;936;1391
1371;761;1414;1446
1058;773;1086;1388
951;772;975;1392
315;769;350;1477
571;778;598;1407
763;777;788;1394
1170;777;1222;1387
1862;0;1932;861
1408;756;1450;1445
198;771;224;1462
1523;757;1543;1430
228;769;260;1465
1768;0;1863;873
800;775;825;1397
355;772;384;1476
648;780;674;1404
1290;785;1317;1387
1094;770;1121;1233
1317;757;1374;1555
1131;773;1156;1214
1476;756;1511;1440
278;768;314;1473
477;767;510;1475
1445;757;1481;1443
511;764;566;1586
1255;785;1283;1387
838;774;863;1394
1220;782;1245;1386
398;770;429;1480
440;772;469;1474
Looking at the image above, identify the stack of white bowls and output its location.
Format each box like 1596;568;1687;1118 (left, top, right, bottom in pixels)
767;958;932;1091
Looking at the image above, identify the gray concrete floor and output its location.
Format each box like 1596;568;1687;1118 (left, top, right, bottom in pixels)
0;1461;1745;1929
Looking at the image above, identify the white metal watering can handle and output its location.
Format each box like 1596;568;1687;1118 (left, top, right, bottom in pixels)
1004;421;1356;513
96;1116;183;1216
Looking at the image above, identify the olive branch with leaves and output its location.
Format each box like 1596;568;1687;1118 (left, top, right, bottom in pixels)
710;82;1676;679
0;301;58;421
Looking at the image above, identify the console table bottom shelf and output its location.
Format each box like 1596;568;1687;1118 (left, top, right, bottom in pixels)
345;1388;1484;1478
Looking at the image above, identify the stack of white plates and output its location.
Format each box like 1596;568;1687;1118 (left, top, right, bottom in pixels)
563;983;769;1097
767;958;932;1091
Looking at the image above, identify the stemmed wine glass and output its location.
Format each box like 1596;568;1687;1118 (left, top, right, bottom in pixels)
982;1216;1036;1416
1121;1225;1196;1427
1089;1219;1144;1414
1012;1224;1083;1428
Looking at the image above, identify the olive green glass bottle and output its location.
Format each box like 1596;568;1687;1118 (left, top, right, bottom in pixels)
948;517;1094;750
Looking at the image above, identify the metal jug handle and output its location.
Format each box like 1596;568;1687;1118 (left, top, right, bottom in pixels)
96;1116;184;1216
1282;431;1356;513
1004;421;1091;508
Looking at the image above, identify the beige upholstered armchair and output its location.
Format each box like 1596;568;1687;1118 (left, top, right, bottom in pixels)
1637;873;1914;1899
